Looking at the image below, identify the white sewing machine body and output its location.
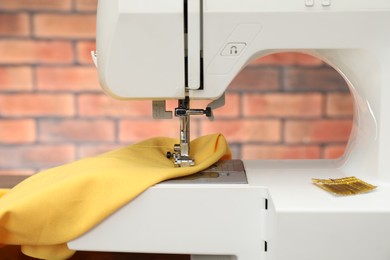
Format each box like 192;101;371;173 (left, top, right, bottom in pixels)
69;0;390;259
69;161;390;260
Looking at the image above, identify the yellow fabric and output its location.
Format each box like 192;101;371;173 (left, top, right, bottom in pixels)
0;134;231;259
0;189;8;198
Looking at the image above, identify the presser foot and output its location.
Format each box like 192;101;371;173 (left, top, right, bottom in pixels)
173;156;195;167
166;97;211;167
166;149;195;167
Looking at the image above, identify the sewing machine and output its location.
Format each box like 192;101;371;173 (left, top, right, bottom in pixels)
68;0;390;259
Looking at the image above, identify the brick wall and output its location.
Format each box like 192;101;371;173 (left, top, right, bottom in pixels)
0;0;353;176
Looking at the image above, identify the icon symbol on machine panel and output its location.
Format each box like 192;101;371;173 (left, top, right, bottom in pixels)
230;46;238;54
221;42;247;56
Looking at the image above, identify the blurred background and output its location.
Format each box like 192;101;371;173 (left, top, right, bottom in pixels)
0;0;353;176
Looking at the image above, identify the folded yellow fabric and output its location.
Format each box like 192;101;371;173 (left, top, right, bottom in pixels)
0;134;231;259
0;189;7;199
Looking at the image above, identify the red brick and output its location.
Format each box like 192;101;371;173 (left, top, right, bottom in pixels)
284;67;348;91
201;120;281;143
326;93;354;117
39;119;115;142
77;41;96;64
34;14;96;39
0;169;35;176
75;0;98;11
120;120;197;142
0;119;35;144
243;93;323;117
78;94;152;117
242;145;321;160
79;94;240;119
0;13;30;36
324;145;347;159
0;94;74;117
226;144;240;159
37;67;100;91
250;52;324;66
0;145;75;168
0;40;73;64
285;120;352;144
0;67;33;91
78;144;122;158
228;67;279;91
0;0;71;10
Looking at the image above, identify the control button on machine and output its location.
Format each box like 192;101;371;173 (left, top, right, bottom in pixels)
221;43;247;56
305;0;314;7
322;0;331;6
207;24;261;75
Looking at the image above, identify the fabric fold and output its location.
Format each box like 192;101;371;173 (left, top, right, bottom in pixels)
0;134;231;259
0;190;8;199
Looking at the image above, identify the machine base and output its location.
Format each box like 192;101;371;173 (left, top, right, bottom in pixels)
69;160;390;260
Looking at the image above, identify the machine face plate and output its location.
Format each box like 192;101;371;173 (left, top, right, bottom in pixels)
162;159;247;184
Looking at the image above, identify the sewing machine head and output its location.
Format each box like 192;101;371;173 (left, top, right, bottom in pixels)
93;0;390;180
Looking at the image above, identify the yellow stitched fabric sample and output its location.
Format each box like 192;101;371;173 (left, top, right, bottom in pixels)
0;134;231;259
